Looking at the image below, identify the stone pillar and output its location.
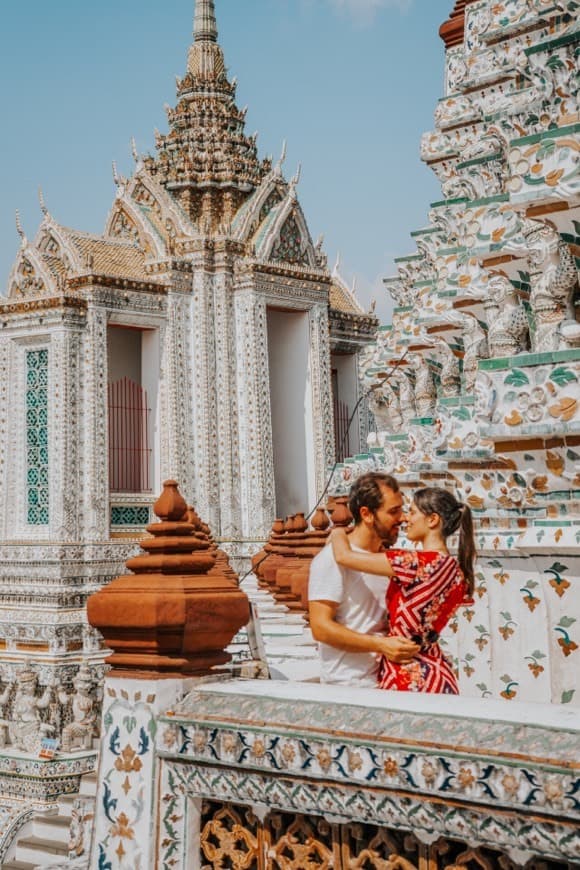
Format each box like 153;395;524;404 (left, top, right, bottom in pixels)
190;254;220;531
50;321;82;542
234;287;276;538
88;480;249;868
81;302;109;541
309;303;336;501
160;289;195;498
213;246;241;538
0;334;12;540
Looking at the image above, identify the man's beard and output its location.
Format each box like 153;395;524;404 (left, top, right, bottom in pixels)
372;518;400;547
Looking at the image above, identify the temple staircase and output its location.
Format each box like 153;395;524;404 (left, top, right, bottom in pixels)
3;771;96;869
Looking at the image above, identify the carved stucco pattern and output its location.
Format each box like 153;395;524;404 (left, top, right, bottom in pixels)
213;263;241;537
191;265;219;528
157;760;580;868
309;303;336;493
160;291;195;500
50;326;81;541
234;288;275;537
81;305;109;541
0;339;10;541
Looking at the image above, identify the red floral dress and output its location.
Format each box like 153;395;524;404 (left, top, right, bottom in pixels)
378;550;467;694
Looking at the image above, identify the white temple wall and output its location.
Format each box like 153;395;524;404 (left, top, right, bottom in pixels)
266;307;313;519
107;325;141;384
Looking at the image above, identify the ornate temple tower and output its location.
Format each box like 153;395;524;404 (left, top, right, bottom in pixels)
0;0;376;769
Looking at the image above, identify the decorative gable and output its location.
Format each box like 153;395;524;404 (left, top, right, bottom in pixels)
109;208;141;244
271;214;311;267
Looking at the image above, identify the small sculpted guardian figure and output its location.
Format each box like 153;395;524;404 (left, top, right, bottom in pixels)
485;274;530;358
522;218;580;352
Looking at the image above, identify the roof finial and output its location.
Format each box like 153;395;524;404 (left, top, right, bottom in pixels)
130;137;139;164
194;0;218;43
38;187;49;217
15;210;27;245
333;252;341;276
112;161;120;186
292;163;302;186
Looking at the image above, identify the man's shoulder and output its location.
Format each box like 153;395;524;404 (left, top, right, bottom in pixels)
310;541;335;570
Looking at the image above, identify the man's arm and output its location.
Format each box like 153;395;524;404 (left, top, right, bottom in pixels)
309;600;419;664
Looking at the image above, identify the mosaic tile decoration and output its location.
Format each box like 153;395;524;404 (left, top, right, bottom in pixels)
26;349;49;526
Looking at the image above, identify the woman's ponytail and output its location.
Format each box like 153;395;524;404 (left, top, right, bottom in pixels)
413;487;476;596
457;504;475;596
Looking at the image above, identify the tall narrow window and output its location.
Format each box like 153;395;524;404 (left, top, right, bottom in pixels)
26;348;49;525
108;377;151;492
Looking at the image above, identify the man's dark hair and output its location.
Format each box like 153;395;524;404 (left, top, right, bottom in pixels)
348;472;400;524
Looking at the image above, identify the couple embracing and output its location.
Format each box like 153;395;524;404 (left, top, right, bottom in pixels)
308;473;475;694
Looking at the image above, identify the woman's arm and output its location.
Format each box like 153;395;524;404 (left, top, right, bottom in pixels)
330;528;394;577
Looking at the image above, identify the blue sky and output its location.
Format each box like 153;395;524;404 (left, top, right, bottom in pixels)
0;0;450;322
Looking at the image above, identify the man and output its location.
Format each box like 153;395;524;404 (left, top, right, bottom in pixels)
309;472;419;686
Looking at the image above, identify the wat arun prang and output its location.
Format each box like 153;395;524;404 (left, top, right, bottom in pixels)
331;0;580;710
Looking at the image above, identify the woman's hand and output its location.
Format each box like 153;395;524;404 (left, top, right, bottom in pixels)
329;528;351;566
375;635;419;663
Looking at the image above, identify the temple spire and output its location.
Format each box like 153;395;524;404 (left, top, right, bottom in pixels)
194;0;218;43
188;0;225;78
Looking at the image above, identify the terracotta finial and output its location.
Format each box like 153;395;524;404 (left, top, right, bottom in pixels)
329;497;353;528
87;481;249;675
311;508;330;531
154;480;187;521
293;512;308;534
439;0;479;49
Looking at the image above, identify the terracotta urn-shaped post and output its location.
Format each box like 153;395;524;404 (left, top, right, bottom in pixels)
439;0;479;49
87;480;250;676
252;518;285;586
329;496;353;528
89;482;251;870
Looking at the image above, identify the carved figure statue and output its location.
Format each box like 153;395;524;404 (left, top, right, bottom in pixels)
8;667;53;753
522;218;580;352
485;274;530;358
410;355;437;418
461;316;489;393
58;665;97;753
436;341;461;397
368;382;403;434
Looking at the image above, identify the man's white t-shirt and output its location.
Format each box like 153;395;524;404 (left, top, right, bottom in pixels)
308;542;388;686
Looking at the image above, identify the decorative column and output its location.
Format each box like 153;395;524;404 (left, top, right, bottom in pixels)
190;251;220;530
160;288;195;498
87;480;249;869
50;320;82;542
213;245;241;538
81;301;109;541
0;333;13;539
233;284;276;538
309;303;336;501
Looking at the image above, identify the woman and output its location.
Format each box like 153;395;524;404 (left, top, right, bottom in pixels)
330;487;475;694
